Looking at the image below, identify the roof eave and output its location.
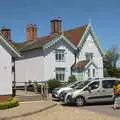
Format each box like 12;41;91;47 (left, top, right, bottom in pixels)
0;34;21;58
77;24;104;57
43;35;77;51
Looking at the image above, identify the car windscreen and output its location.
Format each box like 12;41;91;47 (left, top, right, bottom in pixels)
69;81;82;88
75;81;91;89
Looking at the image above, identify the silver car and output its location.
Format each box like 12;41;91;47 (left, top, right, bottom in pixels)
64;78;120;106
52;80;82;100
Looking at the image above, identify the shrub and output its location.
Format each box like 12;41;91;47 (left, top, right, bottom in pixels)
27;84;34;92
0;98;19;110
36;84;42;93
47;79;61;93
68;75;77;83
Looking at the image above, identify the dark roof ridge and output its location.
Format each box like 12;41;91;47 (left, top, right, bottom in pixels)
64;24;88;33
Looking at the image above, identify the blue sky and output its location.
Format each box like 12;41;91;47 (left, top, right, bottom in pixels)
0;0;120;52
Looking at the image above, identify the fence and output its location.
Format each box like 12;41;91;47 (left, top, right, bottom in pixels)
12;81;49;99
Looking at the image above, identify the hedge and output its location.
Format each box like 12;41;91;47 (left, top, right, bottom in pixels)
68;75;77;83
47;79;61;93
0;97;19;110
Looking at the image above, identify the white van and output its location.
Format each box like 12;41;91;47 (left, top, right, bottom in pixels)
64;78;120;106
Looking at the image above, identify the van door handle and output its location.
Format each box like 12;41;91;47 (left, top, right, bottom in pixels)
102;90;106;92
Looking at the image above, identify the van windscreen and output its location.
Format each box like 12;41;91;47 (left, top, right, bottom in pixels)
75;81;90;89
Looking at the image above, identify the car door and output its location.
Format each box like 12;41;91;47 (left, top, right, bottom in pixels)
84;81;101;103
100;80;117;102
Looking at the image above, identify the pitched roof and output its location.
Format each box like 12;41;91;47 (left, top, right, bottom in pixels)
64;24;88;46
13;33;60;52
0;32;21;57
72;60;89;69
13;24;88;52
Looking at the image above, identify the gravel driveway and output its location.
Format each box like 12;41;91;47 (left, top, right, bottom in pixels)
82;104;120;118
9;103;120;120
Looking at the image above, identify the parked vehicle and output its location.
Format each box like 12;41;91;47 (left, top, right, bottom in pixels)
64;78;120;106
52;88;60;98
51;81;82;100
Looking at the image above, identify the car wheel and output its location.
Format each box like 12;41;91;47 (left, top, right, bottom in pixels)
65;97;71;104
59;93;63;100
76;96;85;106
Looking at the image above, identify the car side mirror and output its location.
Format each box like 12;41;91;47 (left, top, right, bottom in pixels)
87;86;91;92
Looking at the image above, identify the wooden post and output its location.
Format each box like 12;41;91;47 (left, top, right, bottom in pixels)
46;82;49;99
12;81;16;97
45;82;48;100
34;82;38;93
41;83;44;99
24;82;27;94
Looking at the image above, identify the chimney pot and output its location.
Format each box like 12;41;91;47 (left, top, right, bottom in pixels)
26;24;38;41
1;27;11;41
51;19;62;34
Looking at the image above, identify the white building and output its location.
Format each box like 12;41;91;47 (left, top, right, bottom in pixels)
0;28;20;101
14;19;104;85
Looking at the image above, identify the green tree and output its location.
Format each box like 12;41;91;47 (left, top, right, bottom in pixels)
104;46;120;77
104;46;119;67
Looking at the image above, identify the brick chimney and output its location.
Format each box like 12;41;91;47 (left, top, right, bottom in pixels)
51;19;62;34
26;24;37;40
1;27;11;41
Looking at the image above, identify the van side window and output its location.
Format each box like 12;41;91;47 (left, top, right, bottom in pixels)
88;81;99;90
102;80;116;89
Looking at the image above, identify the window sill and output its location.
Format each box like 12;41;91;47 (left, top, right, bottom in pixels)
56;60;65;62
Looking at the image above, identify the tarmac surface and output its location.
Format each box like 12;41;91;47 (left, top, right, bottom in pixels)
0;100;120;120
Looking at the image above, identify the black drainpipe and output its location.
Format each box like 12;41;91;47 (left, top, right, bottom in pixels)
71;50;77;75
12;57;16;97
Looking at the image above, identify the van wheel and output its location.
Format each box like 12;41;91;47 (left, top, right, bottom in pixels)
76;96;85;106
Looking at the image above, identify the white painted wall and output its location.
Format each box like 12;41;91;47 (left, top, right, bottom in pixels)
0;45;12;95
15;33;103;84
77;33;103;78
15;39;75;84
15;49;44;86
84;64;97;80
44;39;75;81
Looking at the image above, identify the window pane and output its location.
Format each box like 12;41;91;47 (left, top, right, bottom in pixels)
55;49;65;62
56;68;65;81
102;80;116;89
93;69;95;77
56;54;58;60
89;81;99;90
61;54;64;61
59;53;62;61
86;53;93;61
88;69;90;77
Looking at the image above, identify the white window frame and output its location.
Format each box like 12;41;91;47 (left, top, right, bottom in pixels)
88;69;91;78
55;49;65;62
85;52;93;61
56;68;65;81
93;69;95;77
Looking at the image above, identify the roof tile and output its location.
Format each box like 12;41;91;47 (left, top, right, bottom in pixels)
72;60;89;69
13;24;88;52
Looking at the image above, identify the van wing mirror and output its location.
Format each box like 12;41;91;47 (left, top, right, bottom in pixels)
87;86;91;92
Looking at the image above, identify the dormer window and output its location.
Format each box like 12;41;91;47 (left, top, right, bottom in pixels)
55;49;65;62
86;53;93;61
